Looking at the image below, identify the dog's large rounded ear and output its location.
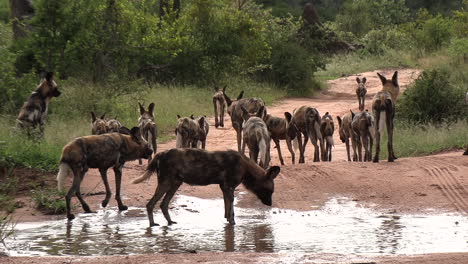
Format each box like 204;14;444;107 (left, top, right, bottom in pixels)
198;116;205;129
130;127;141;141
190;114;194;119
267;166;280;180
240;105;249;121
356;77;361;84
350;110;355;120
177;114;181;119
101;112;106;120
148;103;155;116
284;112;292;122
256;106;265;118
362;77;367;84
337;116;342;126
377;72;387;85
91;112;97;122
222;85;227;92
392;71;398;86
237;91;244;100
223;92;232;106
138;102;145;115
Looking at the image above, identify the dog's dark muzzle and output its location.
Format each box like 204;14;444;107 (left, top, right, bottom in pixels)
144;148;153;159
53;89;61;97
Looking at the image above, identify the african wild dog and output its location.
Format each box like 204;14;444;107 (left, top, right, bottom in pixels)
241;106;271;169
263;112;297;165
356;77;367;111
223;90;265;152
175;115;207;149
56;127;153;220
190;114;209;149
213;86;227;128
288;106;324;163
320;112;334;162
16;72;61;136
132;148;280;226
337;111;357;162
138;103;158;163
351;110;374;162
372;71;399;162
91;112;108;135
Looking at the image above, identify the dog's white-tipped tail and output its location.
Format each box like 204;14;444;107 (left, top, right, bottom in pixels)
57;162;71;192
326;135;334;147
132;170;153;184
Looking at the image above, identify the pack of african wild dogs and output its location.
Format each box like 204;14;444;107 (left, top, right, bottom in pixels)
15;71;468;227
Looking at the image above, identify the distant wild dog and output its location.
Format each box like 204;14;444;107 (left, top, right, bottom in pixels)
320;112;334;162
212;86;227;128
16;72;61;136
263;112;297;165
337;111;357;162
56;127;153;220
351;110;374;162
132;148;280;226
175;115;207;149
241;106;271;169
223;90;265;152
288;106;324;163
138;103;158;163
355;77;367;111
91;112;108;135
190;114;209;149
372;71;399;162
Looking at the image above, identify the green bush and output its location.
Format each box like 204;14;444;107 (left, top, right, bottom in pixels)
397;69;467;123
31;188;66;215
0;1;9;23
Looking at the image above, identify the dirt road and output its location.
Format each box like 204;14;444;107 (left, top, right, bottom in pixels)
6;68;468;263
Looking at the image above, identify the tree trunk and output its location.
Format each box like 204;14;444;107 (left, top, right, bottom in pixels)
10;0;34;40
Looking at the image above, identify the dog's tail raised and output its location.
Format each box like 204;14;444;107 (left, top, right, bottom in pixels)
57;162;72;192
132;152;162;184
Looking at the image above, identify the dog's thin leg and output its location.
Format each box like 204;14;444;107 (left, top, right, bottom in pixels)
351;133;358;162
220;103;225;127
220;184;229;219
66;168;82;220
226;187;235;225
113;165;128;211
274;139;284;165
237;128;242;153
100;168;112;208
214;99;219;128
75;172;93;213
297;133;304;163
386;109;395;162
373;111;381;163
160;181;182;225
286;138;295;164
146;181;170;227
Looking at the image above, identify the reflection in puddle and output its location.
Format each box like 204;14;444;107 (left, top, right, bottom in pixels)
6;196;468;256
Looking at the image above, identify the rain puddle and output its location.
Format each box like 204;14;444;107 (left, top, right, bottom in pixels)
5;195;468;256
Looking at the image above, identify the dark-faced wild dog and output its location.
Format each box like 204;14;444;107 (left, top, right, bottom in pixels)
356;77;367;111
91;112;108;135
138;103;158;163
337;111;357;162
223;90;265;152
372;71;399;162
56;127;153;220
16;72;61;135
263;112;297;165
288;106;324;163
190;114;209;149
132;148;280;226
175;115;207;149
351;110;374;162
241;106;271;169
320;112;334;162
213;86;227;128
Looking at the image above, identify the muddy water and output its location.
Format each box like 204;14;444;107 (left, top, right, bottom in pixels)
6;195;468;256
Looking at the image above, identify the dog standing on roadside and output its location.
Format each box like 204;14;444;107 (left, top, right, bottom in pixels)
138;103;158;163
213;86;227;128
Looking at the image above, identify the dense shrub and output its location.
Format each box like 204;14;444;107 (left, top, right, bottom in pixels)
397;69;467;123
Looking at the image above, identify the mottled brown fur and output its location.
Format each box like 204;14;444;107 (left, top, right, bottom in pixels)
241;106;271;169
356;77;367;111
138;103;158;163
337;111;357;162
213;86;226;128
175;115;206;149
290;106;324;163
351;111;374;162
264;113;296;165
57;127;153;220
320;112;334;162
191;114;209;149
132;148;280;226
90;112;108;135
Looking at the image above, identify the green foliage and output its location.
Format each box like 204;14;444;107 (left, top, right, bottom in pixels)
0;213;15;248
397;69;467;123
0;1;9;23
31;188;66;215
0;170;18;213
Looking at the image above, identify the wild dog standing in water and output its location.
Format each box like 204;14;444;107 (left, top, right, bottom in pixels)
132;148;280;226
288;106;324;163
56;127;153;220
223;90;265;153
351;110;374;162
320;112;334;162
213;86;226;128
355;77;367;111
16;72;61;136
372;71;399;162
241;106;271;169
91;112;108;135
138;103;158;164
191;114;209;149
337;111;357;162
175;115;207;149
263;112;297;165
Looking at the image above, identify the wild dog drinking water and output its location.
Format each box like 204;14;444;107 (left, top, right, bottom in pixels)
138;103;158;163
288;106;324;163
223;91;265;153
132;148;280;226
263;112;297;165
372;71;399;162
56;127;153;220
337;111;357;162
356;77;367;111
16;72;61;136
351;110;374;162
191;114;209;149
213;86;227;128
320;112;334;162
240;106;271;169
175;115;207;149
